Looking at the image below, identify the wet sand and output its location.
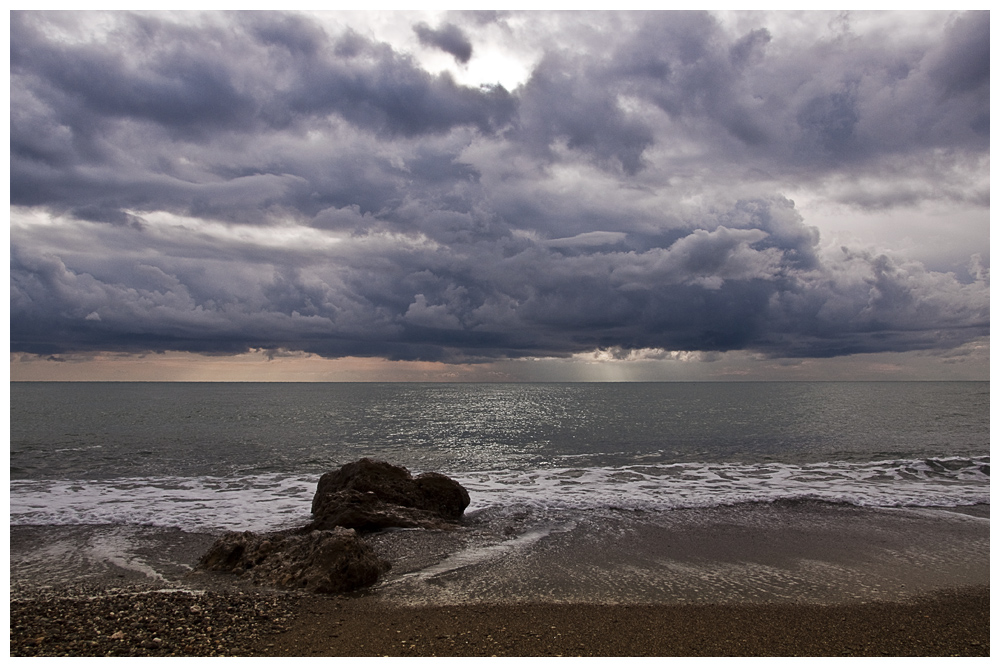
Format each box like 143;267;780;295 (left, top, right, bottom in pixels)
267;502;990;656
362;502;990;607
267;586;989;657
10;502;990;657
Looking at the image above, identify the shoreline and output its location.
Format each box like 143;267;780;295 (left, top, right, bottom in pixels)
11;585;990;657
10;501;990;657
267;586;990;657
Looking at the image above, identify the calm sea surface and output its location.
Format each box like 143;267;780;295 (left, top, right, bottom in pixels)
10;382;989;533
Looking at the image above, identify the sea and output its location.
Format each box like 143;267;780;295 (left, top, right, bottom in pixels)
9;381;990;605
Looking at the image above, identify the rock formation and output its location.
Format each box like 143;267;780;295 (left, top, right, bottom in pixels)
199;459;470;594
309;458;471;532
199;527;390;595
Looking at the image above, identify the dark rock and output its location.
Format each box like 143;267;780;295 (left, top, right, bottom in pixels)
199;528;390;595
309;458;470;532
308;489;457;532
197;460;469;595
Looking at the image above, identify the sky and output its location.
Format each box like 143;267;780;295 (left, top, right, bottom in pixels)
7;9;991;381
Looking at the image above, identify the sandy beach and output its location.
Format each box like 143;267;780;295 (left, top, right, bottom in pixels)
12;585;987;657
266;587;990;657
10;501;989;657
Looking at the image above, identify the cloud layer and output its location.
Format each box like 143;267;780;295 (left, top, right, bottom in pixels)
10;11;989;362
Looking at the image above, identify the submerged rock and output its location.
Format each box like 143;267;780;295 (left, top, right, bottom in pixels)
309;458;471;532
199;527;390;595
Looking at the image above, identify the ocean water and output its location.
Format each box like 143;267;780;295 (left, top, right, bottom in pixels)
9;381;990;603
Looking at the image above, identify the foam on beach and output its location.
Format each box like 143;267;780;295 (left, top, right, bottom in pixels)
10;456;989;533
9;474;317;532
459;456;990;513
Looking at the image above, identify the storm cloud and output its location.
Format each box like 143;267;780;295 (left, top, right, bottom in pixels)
414;21;474;64
9;11;989;363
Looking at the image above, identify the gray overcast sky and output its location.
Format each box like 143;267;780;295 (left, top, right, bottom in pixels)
9;10;990;381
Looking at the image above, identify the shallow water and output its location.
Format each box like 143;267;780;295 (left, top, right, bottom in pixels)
11;502;989;606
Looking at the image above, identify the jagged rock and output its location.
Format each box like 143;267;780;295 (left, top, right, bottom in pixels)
309;458;470;532
198;527;390;595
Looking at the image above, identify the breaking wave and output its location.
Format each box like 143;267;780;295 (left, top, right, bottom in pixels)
9;456;988;532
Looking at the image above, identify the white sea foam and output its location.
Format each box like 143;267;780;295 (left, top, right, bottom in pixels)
395;521;577;582
9;474;317;532
85;527;169;582
457;456;990;513
9;457;988;532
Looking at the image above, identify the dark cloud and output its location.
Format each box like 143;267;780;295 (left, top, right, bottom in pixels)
512;51;656;175
729;27;771;67
414;21;474;64
71;205;148;230
9;10;990;365
796;91;860;158
10;11;516;223
11;194;987;362
457;10;511;27
926;10;990;97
